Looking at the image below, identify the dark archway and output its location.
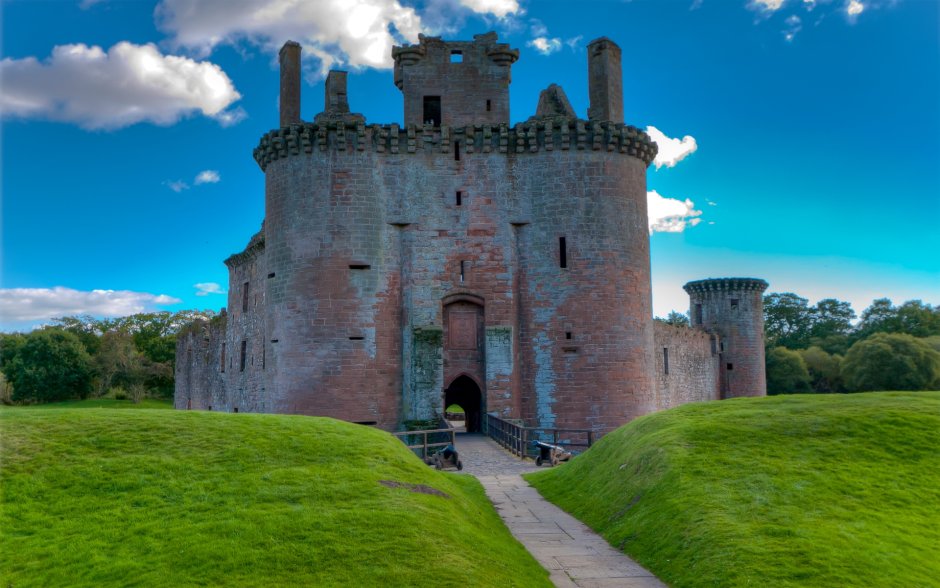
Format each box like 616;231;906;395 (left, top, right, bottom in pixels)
444;375;483;433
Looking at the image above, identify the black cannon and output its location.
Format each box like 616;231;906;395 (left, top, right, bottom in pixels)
425;444;463;471
532;440;573;467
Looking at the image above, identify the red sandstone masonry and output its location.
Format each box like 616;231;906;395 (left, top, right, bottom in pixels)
175;33;768;435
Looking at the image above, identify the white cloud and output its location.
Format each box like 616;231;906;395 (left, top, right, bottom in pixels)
459;0;519;17
0;287;180;323
194;283;225;296
156;0;424;70
749;0;786;11
646;126;698;169
648;190;703;234
527;37;562;55
195;170;221;185
79;0;106;8
165;180;189;193
0;41;242;130
783;14;802;41
846;0;865;17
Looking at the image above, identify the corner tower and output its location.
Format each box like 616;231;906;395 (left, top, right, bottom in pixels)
684;278;769;398
393;32;518;127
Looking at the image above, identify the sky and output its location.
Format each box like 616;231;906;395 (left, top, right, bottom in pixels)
1;0;938;332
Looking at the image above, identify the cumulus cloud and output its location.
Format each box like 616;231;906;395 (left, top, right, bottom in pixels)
459;0;520;17
194;170;221;185
0;287;180;323
155;0;522;73
0;42;242;130
156;0;424;70
646;126;698;169
647;190;703;234
527;37;562;55
749;0;786;11
846;0;865;18
194;282;225;296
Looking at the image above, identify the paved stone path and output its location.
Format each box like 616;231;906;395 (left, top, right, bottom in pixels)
455;434;666;587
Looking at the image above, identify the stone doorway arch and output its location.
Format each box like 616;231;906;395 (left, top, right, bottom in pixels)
444;375;483;432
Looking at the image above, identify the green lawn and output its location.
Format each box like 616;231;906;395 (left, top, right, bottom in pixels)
0;408;549;587
526;392;940;588
19;398;173;410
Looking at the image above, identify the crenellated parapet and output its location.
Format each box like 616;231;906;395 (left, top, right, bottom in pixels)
252;119;658;171
224;227;265;268
683;278;769;295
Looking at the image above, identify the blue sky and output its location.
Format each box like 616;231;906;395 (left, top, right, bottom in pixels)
1;0;938;331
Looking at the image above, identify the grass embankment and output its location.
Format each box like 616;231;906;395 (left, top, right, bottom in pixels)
20;398;173;410
527;392;940;588
1;408;550;587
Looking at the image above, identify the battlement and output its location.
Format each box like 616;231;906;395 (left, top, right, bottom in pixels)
683;278;769;294
253;119;657;171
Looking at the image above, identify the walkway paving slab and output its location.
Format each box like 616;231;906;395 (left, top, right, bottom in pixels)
455;434;666;588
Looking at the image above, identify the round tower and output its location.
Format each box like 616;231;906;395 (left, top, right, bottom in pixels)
683;278;769;398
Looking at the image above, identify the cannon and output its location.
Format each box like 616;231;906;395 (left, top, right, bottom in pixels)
425;444;463;471
532;440;573;467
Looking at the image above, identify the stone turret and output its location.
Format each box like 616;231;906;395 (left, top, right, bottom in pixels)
684;278;769;398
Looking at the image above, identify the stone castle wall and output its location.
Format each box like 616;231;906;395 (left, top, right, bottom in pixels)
652;322;720;410
175;33;766;435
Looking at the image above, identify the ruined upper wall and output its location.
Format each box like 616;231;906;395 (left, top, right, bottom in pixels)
392;32;518;127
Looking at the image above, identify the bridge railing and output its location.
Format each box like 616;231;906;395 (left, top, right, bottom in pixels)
483;413;595;460
391;427;456;460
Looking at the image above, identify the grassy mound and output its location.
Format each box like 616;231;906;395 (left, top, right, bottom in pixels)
527;392;940;588
1;408;549;587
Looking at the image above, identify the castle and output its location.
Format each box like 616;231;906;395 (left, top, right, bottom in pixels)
175;33;768;434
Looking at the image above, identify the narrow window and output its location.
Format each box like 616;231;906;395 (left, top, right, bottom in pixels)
208;406;212;411
242;281;249;313
730;298;739;310
262;344;265;370
727;363;734;371
456;191;462;206
220;343;226;372
565;331;572;340
268;272;276;279
663;348;669;375
450;51;463;63
460;260;465;283
454;141;461;161
348;336;365;341
694;303;703;325
486;99;492;112
349;264;371;270
559;237;567;268
240;340;247;372
423;96;441;126
233;407;239;413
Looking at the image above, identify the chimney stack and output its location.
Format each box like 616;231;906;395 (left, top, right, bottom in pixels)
279;41;302;127
324;71;350;114
587;38;623;123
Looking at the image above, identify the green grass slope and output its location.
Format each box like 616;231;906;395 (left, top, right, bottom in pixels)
527;392;940;588
0;408;549;588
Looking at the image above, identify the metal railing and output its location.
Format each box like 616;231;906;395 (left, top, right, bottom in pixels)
483;413;595;460
392;427;456;460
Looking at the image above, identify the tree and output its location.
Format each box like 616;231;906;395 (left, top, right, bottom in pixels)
764;293;814;349
656;311;690;327
94;331;139;396
6;329;94;403
855;299;940;340
765;346;812;394
798;346;843;393
841;333;940;392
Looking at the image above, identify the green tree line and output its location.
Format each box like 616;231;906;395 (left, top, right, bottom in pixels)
762;295;940;394
0;311;214;405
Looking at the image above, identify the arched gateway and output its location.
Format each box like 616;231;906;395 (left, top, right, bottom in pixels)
444;375;483;432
